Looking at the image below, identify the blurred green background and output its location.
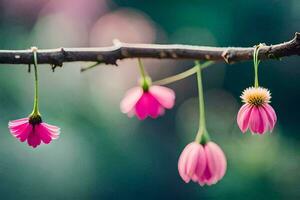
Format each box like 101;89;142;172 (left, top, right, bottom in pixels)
0;0;299;199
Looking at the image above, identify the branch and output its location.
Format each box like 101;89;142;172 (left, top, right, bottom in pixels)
0;32;299;67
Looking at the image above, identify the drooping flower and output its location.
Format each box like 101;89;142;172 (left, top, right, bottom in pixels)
237;86;277;134
9;117;60;148
178;141;227;186
8;47;60;148
120;77;175;120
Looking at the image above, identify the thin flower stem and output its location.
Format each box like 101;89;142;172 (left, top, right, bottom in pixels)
81;62;101;72
153;67;197;85
253;45;261;88
194;61;209;143
138;58;147;79
31;47;40;116
153;61;214;85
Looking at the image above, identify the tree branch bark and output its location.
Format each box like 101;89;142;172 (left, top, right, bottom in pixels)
0;32;299;67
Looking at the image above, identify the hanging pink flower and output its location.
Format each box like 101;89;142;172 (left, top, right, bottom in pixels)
9;47;60;148
120;84;175;120
178;141;227;186
237;87;277;134
8;117;60;148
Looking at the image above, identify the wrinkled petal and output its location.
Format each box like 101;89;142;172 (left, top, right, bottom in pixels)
120;87;143;114
237;104;253;133
149;85;175;109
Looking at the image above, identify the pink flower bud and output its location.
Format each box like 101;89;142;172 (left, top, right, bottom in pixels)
178;141;227;186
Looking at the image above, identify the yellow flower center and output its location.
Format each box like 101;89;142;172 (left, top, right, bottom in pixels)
241;87;271;106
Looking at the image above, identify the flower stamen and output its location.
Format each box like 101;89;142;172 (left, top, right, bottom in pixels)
241;87;271;106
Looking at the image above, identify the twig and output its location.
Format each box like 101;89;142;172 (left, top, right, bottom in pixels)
0;33;298;68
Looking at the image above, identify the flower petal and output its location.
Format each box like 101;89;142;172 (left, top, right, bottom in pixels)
257;106;269;134
42;123;60;139
201;143;219;185
263;104;277;131
36;124;52;144
185;143;201;179
120;87;143;114
135;93;160;120
192;144;206;182
237;104;252;133
178;143;194;183
27;130;41;148
249;106;268;134
207;142;227;181
149;85;175;109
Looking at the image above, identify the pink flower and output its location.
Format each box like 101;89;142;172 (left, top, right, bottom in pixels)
8;117;60;148
120;85;175;120
237;87;277;134
178;141;227;186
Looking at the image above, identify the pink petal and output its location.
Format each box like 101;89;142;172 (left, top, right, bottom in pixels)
135;93;160;120
8;118;32;142
147;94;161;119
257;106;269;134
178;143;194;183
249;107;268;134
192;145;206;182
237;104;253;133
9;122;28;135
9;118;29;127
16;124;32;142
42;123;60;139
27;129;41;148
36;125;52;144
158;106;165;116
201;143;219;185
9;118;29;132
263;104;277;131
149;85;175;109
198;164;213;186
120;87;143;114
185;143;201;179
206;142;227;181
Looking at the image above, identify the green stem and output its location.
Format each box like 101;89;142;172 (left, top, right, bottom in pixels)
31;48;40;116
153;61;214;86
137;58;151;91
138;58;147;79
253;45;260;88
194;61;209;143
153;67;197;85
81;62;101;72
